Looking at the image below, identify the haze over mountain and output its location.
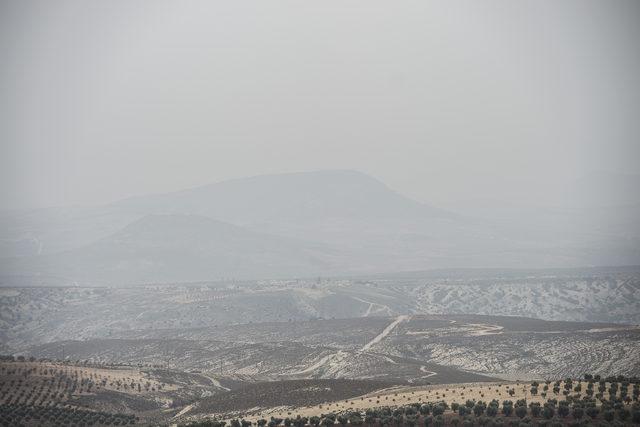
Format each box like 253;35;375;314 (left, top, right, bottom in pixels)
114;170;451;223
2;4;640;425
1;170;639;285
5;214;348;283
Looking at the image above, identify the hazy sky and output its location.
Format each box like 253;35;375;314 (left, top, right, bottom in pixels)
2;0;639;210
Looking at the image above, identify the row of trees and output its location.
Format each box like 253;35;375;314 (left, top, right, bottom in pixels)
0;403;137;426
182;397;640;427
0;355;161;370
0;359;166;408
529;378;640;403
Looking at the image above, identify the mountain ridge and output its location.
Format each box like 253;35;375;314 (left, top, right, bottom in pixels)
112;169;453;224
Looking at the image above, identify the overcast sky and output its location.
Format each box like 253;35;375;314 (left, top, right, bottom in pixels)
2;0;639;211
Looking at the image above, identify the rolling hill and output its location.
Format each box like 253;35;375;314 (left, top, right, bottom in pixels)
3;214;349;283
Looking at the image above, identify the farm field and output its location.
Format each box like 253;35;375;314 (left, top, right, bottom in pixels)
2;359;639;427
0;359;226;425
1;268;639;425
0;360;171;406
180;377;640;426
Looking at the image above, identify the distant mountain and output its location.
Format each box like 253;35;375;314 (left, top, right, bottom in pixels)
1;170;451;257
112;170;462;258
1;170;638;285
114;169;451;223
3;214;349;284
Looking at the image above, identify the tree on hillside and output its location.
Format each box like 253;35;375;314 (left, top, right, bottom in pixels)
529;402;541;418
501;401;513;417
571;406;584;419
557;403;570;418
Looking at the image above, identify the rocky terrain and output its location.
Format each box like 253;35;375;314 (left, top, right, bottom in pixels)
5;309;639;384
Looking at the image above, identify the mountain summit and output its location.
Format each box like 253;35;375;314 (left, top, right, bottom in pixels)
115;170;451;224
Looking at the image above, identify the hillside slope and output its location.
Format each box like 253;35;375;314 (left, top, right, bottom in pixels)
3;214;348;283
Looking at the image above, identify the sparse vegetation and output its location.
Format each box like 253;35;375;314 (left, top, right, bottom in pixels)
0;359;220;425
180;375;640;427
2;273;639;426
183;392;640;427
0;403;136;426
0;359;167;408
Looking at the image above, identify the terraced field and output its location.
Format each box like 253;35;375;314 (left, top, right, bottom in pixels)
0;360;170;407
0;359;226;421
